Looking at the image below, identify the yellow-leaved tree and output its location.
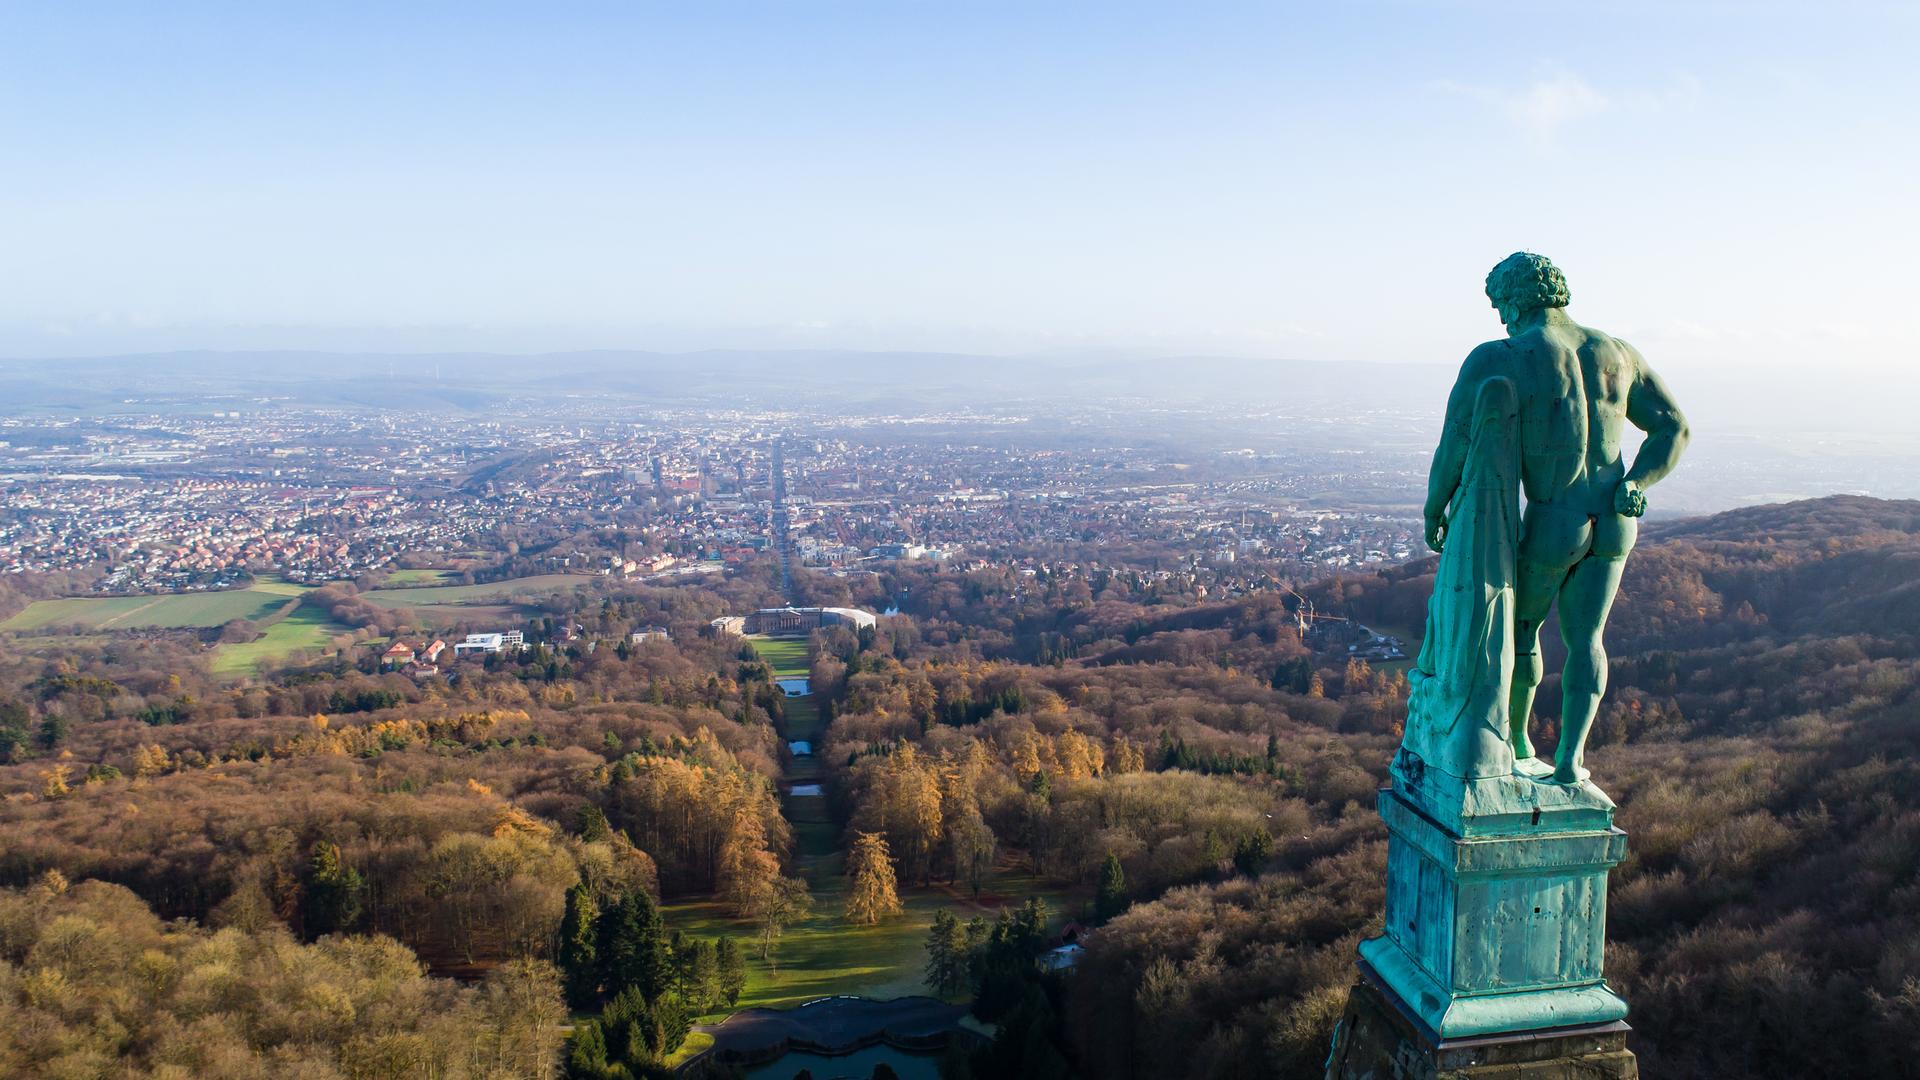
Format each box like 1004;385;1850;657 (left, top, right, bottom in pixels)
843;831;903;925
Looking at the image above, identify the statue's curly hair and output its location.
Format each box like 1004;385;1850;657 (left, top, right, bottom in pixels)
1485;252;1569;313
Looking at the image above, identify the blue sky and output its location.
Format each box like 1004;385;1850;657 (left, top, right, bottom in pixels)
0;2;1913;372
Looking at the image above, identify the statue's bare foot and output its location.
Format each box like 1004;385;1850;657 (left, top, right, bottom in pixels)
1513;735;1536;760
1552;760;1591;784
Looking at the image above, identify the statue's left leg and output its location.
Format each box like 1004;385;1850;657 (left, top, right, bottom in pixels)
1508;558;1561;761
1552;552;1627;783
1513;506;1588;764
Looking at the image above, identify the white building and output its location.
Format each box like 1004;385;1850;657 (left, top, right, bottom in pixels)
453;630;524;657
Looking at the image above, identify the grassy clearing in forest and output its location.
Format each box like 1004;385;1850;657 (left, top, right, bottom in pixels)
747;636;812;678
1;578;310;632
377;602;530;630
210;603;352;677
360;573;591;606
662;868;1078;1017
382;568;458;585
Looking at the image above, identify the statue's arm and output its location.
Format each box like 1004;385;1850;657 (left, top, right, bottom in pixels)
1423;350;1483;550
1617;342;1691;515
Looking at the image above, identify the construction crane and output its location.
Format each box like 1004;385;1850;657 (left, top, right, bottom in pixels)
1281;584;1348;640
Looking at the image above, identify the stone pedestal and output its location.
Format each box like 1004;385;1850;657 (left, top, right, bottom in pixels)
1361;755;1630;1039
1328;755;1638;1078
1325;961;1638;1080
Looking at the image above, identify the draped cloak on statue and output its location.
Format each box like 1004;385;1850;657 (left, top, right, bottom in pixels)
1401;376;1522;782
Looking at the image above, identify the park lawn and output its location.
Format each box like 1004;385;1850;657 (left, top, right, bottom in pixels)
662;870;1078;1017
1;580;312;632
383;568;457;585
373;602;530;630
210;602;352;678
661;1031;714;1068
360;573;592;607
748;636;812;679
781;696;822;745
1363;620;1425;677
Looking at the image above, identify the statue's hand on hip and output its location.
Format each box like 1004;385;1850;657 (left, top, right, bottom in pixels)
1614;480;1648;518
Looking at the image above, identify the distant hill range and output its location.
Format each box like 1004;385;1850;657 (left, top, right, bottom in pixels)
1329;494;1920;660
0;348;1451;416
1630;494;1920;641
3;347;1915;438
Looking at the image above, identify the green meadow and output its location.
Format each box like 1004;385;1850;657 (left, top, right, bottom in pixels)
0;577;354;680
360;573;593;606
747;636;812;678
662;866;1076;1016
1;578;308;632
210;603;353;677
382;568;458;585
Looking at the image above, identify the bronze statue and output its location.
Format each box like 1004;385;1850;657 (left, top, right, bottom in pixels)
1330;254;1673;1066
1421;252;1689;783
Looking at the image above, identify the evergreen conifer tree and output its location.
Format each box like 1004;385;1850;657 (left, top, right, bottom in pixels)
599;888;672;1002
1095;852;1128;921
301;841;363;936
715;935;748;1006
925;908;970;996
558;881;600;1008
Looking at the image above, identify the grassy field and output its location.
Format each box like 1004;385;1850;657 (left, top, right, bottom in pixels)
377;603;527;631
1364;620;1425;676
662;867;1076;1016
1;578;308;632
210;603;353;678
360;573;592;607
661;1032;715;1068
382;568;457;586
748;636;812;678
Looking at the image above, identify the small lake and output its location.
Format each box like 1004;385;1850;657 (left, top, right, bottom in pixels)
789;783;823;796
744;1045;941;1080
776;677;811;696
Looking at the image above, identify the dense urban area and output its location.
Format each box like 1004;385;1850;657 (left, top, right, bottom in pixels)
1;407;1424;594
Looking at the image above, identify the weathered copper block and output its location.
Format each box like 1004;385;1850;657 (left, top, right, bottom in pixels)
1358;776;1630;1038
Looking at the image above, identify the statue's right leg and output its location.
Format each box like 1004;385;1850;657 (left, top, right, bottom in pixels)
1553;553;1628;784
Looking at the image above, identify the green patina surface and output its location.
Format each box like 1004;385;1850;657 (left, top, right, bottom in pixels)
1358;254;1690;1043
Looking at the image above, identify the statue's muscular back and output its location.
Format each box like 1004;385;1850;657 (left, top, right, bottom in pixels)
1460;317;1644;566
1493;320;1635;516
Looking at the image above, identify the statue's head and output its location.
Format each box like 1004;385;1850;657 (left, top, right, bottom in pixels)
1485;252;1569;330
